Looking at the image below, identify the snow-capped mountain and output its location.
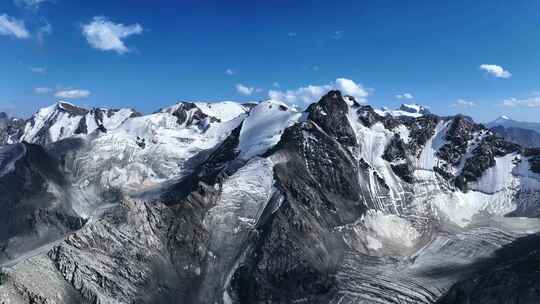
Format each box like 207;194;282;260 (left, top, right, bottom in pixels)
488;115;540;134
374;103;431;118
20;101;141;146
1;92;540;304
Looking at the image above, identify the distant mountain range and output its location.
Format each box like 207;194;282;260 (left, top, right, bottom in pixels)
487;116;540;148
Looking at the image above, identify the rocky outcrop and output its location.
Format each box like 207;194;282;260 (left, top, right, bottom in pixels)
405;115;441;156
168;102;220;129
437;115;482;166
383;134;414;183
306;90;358;147
0;113;24;145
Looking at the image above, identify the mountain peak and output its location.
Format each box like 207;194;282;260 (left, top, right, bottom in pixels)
398;103;430;115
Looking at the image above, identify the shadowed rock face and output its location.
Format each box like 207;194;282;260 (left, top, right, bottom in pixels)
0;143;84;262
306;90;358;147
229;119;365;303
438;234;540;304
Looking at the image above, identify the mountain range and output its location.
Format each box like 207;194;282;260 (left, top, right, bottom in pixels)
487;116;540;148
1;92;540;303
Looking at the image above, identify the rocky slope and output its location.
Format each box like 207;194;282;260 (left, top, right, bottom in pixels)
1;92;540;303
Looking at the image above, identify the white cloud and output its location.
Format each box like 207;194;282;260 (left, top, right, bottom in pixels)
500;95;540;108
288;32;297;37
225;68;235;75
268;77;369;105
272;82;280;88
29;66;46;73
0;14;30;39
479;64;511;79
396;93;414;100
236;84;255;96
14;0;51;9
451;99;477;108
82;16;143;54
332;30;344;39
54;89;91;99
34;87;52;94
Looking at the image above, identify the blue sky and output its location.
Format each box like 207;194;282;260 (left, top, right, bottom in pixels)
1;0;540;122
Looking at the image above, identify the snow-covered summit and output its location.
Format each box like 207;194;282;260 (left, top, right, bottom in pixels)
374;103;430;118
20;101;139;145
487;115;540;134
160;101;249;122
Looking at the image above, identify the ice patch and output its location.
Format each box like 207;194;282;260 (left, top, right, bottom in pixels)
363;210;420;247
238;100;303;159
366;235;383;250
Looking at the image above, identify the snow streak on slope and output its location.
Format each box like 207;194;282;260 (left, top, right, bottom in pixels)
202;158;275;303
415;121;449;171
470;153;518;194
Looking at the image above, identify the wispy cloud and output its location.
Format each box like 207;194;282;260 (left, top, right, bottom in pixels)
36;20;52;43
29;66;46;73
268;78;369;105
225;68;235;75
14;0;52;10
479;64;511;79
34;87;52;94
287;32;297;37
272;82;280;88
82;16;143;54
396;93;414;100
0;14;30;39
451;99;477;108
55;89;91;99
236;84;255;96
500;95;540;108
